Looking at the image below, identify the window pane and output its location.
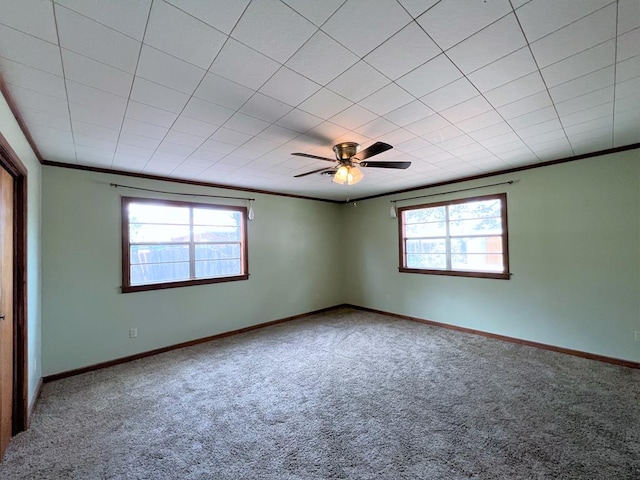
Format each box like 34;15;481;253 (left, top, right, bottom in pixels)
195;259;241;278
130;224;191;243
129;203;189;224
193;208;241;226
406;253;446;269
130;245;189;265
130;262;190;285
449;199;501;220
404;206;446;224
451;253;504;272
405;222;446;238
193;225;240;242
451;237;503;254
195;243;240;260
406;239;446;254
449;217;502;235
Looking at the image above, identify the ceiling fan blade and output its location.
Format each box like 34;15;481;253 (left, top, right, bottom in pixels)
291;152;336;162
294;167;336;178
359;161;411;169
355;141;393;160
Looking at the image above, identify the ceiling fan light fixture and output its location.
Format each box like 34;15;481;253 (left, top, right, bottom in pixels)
333;165;363;185
333;165;348;184
347;166;364;185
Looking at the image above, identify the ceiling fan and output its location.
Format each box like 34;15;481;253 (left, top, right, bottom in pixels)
291;142;411;185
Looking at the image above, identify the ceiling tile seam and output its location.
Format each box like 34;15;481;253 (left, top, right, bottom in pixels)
0;20;59;47
227;7;317;66
432;148;494;169
514;3;605;157
360;18;442;73
161;3;344;177
399;9;541;166
513;0;533;9
415;5;617;85
159;77;293;176
281;0;347;29
10;1;632;196
52;3;78;163
57;46;137;77
548;62;618;92
300;19;422;89
315;18;447;110
536;64;617;106
448;12;552;161
214;129;299;170
555;85;618;113
171;79;387;177
0;56;66;83
437;11;514;52
523;0;617;46
149;0;230;38
319;12;414;62
409;12;540;167
212;11;422;125
349;143;640;202
137;18;257;174
562;113;617;134
403;34;613;102
3;84;70;115
538;38;616;76
109;1;154;169
611;0;620;147
50;20;219;79
394;0;441;21
23;119;72;136
51;1;148;42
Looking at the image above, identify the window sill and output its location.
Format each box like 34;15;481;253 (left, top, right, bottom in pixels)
399;267;510;280
122;274;250;293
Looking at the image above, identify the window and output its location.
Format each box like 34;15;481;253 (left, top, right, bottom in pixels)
398;193;509;279
121;197;248;292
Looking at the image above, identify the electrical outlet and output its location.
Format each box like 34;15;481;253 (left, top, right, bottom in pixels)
129;328;138;338
635;331;640;342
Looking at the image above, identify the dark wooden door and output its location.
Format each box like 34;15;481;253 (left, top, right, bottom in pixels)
0;165;13;458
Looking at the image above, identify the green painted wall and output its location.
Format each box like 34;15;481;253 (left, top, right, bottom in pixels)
0;95;42;406
343;148;640;363
42;167;345;375
41;148;640;375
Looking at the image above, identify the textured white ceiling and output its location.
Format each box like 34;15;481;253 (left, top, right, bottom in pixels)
0;0;638;201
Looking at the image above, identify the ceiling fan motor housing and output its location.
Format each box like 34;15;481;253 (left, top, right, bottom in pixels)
333;142;359;162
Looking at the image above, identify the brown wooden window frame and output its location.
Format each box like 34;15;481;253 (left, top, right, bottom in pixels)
121;197;249;293
398;193;510;280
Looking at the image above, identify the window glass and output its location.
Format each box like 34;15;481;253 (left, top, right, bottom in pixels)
122;198;248;292
399;194;509;279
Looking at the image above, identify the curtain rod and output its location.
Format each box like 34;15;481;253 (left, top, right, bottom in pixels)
390;180;515;204
110;183;255;202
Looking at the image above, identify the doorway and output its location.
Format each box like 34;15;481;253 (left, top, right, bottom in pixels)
0;165;13;456
0;133;28;460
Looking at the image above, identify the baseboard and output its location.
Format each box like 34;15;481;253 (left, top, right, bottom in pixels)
44;303;638;383
347;304;640;370
43;304;348;383
27;377;43;428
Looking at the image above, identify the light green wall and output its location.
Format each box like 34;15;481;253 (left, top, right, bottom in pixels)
41;148;640;375
41;167;345;375
343;148;640;363
0;95;42;406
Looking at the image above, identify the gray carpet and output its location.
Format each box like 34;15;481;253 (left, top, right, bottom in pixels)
2;308;639;479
